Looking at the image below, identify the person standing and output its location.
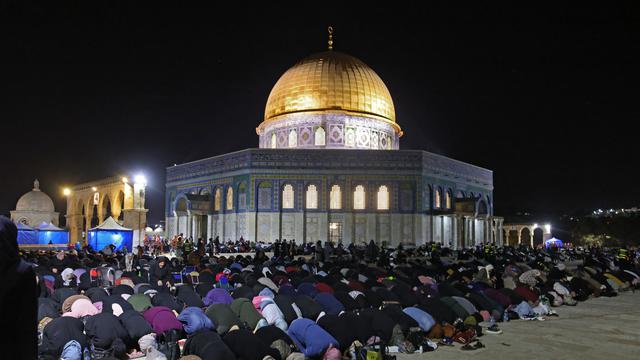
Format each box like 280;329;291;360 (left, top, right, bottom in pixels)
0;216;37;359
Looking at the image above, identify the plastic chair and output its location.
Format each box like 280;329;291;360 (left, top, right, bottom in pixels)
97;267;115;288
188;271;200;285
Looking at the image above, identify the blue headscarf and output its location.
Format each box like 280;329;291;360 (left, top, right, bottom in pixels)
177;307;215;334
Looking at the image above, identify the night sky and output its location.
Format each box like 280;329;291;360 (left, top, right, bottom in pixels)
1;3;638;225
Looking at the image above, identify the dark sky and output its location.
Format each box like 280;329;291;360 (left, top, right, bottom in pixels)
1;3;639;225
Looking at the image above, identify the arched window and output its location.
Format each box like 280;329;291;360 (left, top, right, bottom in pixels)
238;183;247;210
258;182;272;210
435;188;441;209
445;190;452;209
314;127;326;146
226;187;233;210
354;185;366;210
377;185;389;210
214;188;222;211
306;184;318;209
330;185;342;210
271;133;277;148
282;184;294;209
288;129;297;148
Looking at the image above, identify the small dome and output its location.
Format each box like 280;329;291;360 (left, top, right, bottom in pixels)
15;179;55;213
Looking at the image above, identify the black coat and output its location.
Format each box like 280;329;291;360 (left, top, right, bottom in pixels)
84;312;130;349
151;292;184;312
119;310;153;346
274;295;300;325
1;217;38;360
205;304;242;335
317;314;357;351
176;285;204;308
149;258;172;285
102;294;134;315
254;325;294;346
418;298;457;324
38;297;60;322
183;329;235;360
293;294;323;321
223;329;281;360
39;317;87;359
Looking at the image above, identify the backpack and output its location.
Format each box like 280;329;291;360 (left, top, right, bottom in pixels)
157;329;181;360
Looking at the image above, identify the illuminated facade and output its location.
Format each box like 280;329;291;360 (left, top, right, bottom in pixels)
64;176;148;248
165;31;503;248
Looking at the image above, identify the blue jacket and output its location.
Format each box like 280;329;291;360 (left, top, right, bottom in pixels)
403;307;435;332
178;307;215;334
287;318;339;357
297;282;319;298
314;293;345;315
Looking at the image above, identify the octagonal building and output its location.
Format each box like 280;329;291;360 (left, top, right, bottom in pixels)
165;39;504;248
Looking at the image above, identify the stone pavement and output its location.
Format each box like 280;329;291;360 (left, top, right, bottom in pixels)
397;291;640;360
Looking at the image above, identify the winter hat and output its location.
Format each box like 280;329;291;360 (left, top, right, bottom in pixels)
138;333;158;352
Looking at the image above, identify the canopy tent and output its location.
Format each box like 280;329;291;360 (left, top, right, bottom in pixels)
88;216;133;252
16;222;37;245
35;222;70;247
16;221;69;249
545;237;563;248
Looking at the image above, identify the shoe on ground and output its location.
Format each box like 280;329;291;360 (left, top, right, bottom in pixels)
485;325;503;334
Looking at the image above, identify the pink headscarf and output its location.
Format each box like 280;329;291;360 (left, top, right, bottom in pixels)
93;301;103;312
62;299;99;318
252;296;267;314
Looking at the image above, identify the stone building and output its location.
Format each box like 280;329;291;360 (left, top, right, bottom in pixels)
165;33;504;248
64;176;148;248
11;179;60;226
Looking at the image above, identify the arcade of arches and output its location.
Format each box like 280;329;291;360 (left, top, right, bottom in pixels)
65;176;148;247
503;223;552;247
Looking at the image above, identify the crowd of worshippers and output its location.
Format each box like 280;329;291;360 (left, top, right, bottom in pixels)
141;235;274;257
2;217;640;360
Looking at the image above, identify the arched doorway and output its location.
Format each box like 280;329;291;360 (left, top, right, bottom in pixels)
102;196;112;221
520;227;531;246
533;228;544;248
90;204;99;228
116;191;125;222
81;204;87;242
508;230;519;246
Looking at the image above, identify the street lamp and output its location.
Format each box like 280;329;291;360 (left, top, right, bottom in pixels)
92;186;97;191
122;177;128;184
134;174;147;185
63;188;71;196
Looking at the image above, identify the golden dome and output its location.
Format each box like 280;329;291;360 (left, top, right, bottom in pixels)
262;51;398;128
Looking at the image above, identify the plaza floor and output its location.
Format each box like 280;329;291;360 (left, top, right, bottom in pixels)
397;291;640;360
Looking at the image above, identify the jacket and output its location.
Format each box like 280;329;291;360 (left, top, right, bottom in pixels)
205;303;242;335
39;317;87;359
84;312;130;349
183;329;235;360
287;318;339;357
143;306;183;334
178;307;215;334
253;296;288;331
403;307;435;332
230;298;265;330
